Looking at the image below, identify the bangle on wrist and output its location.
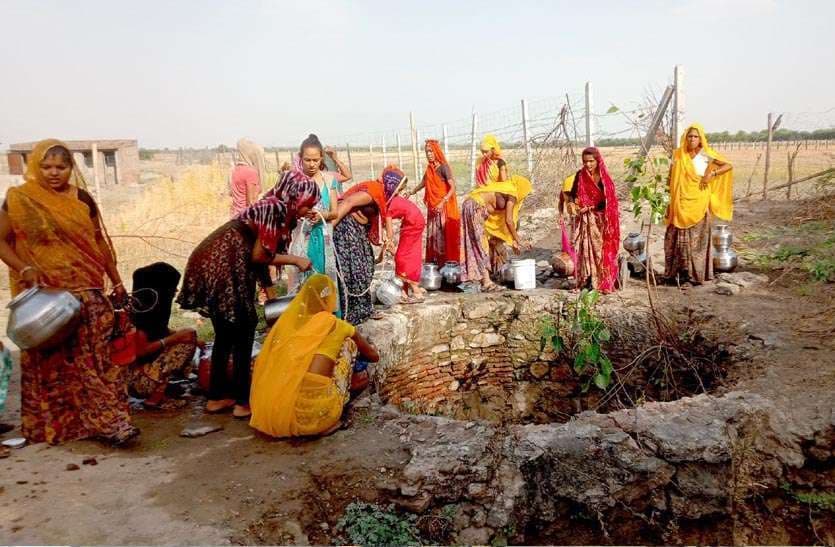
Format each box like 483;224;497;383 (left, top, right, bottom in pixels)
19;265;35;276
159;338;166;351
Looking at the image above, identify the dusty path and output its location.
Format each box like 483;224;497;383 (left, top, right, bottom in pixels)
1;197;833;545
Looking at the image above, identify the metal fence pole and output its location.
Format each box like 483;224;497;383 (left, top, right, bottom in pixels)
672;65;684;144
382;134;388;166
521;99;533;178
442;124;449;159
469;111;478;187
409;113;419;182
396;132;403;169
346;142;354;181
584;82;594;147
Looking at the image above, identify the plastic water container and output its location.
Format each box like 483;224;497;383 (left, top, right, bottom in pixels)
511;259;536;290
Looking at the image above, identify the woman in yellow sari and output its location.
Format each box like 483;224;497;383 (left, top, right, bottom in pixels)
664;124;733;284
0;139;137;445
472;134;534;275
249;274;379;438
461;138;532;291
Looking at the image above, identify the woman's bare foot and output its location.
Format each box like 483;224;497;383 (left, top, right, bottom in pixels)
206;399;235;413
233;404;251;419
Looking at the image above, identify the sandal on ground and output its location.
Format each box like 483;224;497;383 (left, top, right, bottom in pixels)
482;283;503;293
232;405;252;420
144;398;188;411
205;399;236;414
370;311;386;320
104;425;141;448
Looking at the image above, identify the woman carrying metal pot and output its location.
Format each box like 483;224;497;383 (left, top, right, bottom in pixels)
0;139;138;446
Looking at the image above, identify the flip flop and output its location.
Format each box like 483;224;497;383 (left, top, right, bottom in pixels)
483;283;503;293
205;400;235;414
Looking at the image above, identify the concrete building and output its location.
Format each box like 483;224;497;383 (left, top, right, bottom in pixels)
6;139;140;187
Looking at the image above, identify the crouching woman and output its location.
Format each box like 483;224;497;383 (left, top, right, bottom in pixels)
249;274;379;438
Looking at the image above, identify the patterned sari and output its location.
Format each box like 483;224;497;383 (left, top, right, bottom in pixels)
422;140;460;264
5;139;134;444
564;148;621;293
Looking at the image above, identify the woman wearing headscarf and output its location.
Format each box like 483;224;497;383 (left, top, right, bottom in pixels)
473;134;534;272
0;139;137;445
249;274;379;438
408;140;461;264
561;147;621;293
664;124;733;284
177;178;320;418
460;162;533;291
128;262;198;409
332;176;389;324
229;138;266;218
381;166;425;301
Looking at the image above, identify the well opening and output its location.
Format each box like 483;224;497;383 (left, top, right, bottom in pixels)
364;291;732;424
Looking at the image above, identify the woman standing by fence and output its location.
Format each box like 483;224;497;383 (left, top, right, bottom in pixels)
664;124;733;284
409;140;461;264
561;147;621;293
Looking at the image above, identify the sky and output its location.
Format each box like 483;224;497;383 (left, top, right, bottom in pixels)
1;0;833;148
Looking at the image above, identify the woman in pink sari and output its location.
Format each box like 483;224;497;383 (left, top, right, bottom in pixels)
561;147;621;293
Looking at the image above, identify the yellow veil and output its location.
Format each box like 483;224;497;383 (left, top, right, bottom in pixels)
249;274;339;437
481;134;502;155
667;123;734;228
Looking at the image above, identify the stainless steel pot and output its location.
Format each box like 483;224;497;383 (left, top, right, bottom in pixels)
376;277;403;308
420;263;442;291
623;232;646;253
7;287;82;350
264;295;294;326
712;224;733;250
439;261;462;286
713;248;738;272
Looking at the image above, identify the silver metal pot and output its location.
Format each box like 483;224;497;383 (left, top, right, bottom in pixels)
713;248;738;272
439;261;462;286
623;232;646;253
264;295;294;326
7;287;82;350
420;263;442;291
500;263;515;284
376;277;403;308
712;224;733;249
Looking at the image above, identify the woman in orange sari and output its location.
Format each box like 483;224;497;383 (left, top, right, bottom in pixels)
664;124;733;284
0;139;137;445
408;140;460;264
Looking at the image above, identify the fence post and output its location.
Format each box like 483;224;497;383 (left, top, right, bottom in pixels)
764;112;773;200
442;124;449;159
91;142;102;199
416;130;423;175
469;111;478;187
345;142;354;181
382;134;388;166
369;141;375;179
672;64;684;144
409;112;419;183
396;132;403;169
584;82;594;147
273;149;280;171
521;99;533;178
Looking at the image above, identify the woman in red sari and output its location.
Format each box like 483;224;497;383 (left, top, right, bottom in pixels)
408;140;460;264
561;147;621;293
381;166;426;301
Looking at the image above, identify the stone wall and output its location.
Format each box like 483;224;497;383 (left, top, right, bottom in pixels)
359;290;719;423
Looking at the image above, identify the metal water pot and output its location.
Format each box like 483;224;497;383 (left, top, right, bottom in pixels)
376;277;403;308
713;248;738;272
439;261;462;286
7;287;82;350
264;295;294;326
419;263;442;291
712;224;733;249
500;263;515;284
623;232;646;253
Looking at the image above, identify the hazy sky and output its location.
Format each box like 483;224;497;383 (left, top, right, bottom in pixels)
1;0;832;148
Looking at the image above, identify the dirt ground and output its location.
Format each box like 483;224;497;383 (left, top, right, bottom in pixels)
1;195;834;545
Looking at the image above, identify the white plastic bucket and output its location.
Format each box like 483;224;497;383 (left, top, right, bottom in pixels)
511;259;536;290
